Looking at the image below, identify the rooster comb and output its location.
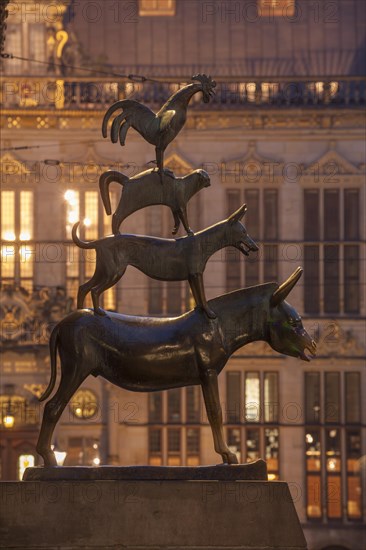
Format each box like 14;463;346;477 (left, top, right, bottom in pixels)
191;74;217;89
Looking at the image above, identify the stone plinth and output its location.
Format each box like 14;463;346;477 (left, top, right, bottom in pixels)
0;467;307;549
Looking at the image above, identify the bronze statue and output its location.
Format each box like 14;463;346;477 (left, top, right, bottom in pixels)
99;168;210;236
102;74;216;178
36;267;316;467
72;204;258;318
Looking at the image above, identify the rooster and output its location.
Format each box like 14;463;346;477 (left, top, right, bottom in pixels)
102;74;216;178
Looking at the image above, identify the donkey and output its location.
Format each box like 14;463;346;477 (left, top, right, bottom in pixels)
72;204;258;318
36;267;316;467
99;168;210;236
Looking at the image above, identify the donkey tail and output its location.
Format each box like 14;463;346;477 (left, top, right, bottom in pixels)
39;324;59;402
99;171;128;215
71;222;95;249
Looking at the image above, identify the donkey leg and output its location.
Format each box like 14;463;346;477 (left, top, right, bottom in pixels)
189;274;216;319
36;370;86;466
200;369;238;465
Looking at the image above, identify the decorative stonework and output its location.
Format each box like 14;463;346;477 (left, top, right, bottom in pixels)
1;109;365;133
314;322;365;358
0;285;73;346
301;142;365;185
164;151;193;175
221;140;284;184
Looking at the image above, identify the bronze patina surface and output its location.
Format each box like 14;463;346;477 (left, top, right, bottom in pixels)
24;460;267;481
72;203;258;318
36;268;316;467
99;168;210;236
102;74;216;177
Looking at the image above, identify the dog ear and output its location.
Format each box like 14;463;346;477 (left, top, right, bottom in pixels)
228;203;247;224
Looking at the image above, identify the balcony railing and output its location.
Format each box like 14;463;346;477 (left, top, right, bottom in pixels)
1;76;365;110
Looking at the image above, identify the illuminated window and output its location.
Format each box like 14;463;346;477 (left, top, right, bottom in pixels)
65;189;116;309
18;454;35;480
304;371;363;521
228;428;241;462
258;0;295;16
148;388;201;466
326;428;342;519
246;427;260;463
346;430;362;519
305;430;322;518
245;372;260;422
265;428;279;480
0;190;34;290
139;0;176;16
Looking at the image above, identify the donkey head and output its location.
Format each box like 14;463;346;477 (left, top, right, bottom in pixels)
268;267;316;361
227;204;259;256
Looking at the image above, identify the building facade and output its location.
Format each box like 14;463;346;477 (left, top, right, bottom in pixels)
0;1;365;549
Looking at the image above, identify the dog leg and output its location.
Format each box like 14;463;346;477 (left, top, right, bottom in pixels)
200;369;238;465
189;274;216;319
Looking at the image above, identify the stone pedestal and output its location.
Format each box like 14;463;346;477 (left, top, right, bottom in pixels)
0;466;307;549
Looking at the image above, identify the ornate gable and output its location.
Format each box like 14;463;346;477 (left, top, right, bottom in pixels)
0;152;32;183
59;144;116;184
302;142;364;184
220;141;284;185
164;151;193;176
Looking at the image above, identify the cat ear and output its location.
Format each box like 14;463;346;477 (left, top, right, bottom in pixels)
228;204;247;224
270;267;303;307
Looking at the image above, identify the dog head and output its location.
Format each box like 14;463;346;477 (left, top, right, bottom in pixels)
227;204;259;256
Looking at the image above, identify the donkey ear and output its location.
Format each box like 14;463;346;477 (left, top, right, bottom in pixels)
228;203;247;224
270;267;303;307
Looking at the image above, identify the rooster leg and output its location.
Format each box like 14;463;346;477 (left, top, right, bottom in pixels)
155;147;164;183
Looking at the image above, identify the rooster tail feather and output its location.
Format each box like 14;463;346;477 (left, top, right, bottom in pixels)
111;112;128;143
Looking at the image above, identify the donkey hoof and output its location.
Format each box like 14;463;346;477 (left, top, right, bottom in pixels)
40;450;57;467
223;451;239;465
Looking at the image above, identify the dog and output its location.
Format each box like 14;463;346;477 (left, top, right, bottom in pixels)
99;168;210;236
72;203;258;318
